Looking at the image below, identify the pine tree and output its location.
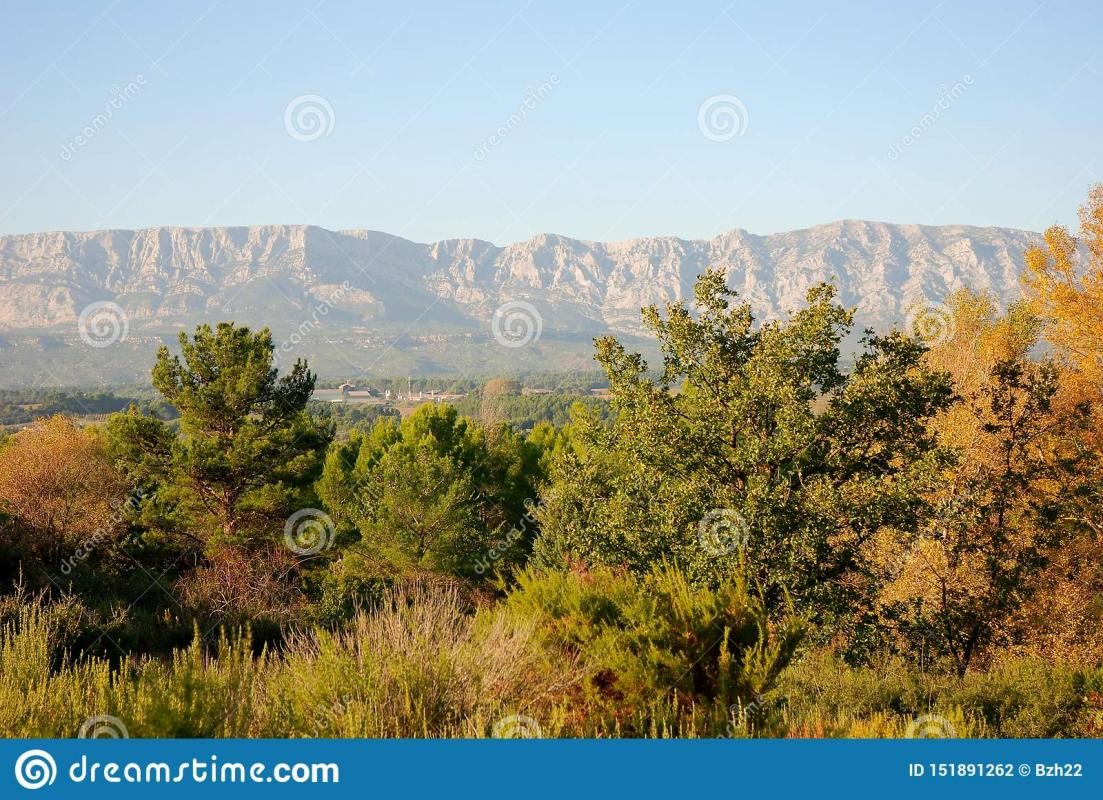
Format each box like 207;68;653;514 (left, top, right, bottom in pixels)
109;323;332;553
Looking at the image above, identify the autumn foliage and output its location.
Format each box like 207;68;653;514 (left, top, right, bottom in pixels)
2;189;1103;738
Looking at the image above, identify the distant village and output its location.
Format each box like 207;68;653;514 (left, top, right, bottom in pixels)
335;382;467;404
314;382;562;407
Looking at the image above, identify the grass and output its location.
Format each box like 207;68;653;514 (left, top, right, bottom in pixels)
0;582;579;738
2;578;1102;739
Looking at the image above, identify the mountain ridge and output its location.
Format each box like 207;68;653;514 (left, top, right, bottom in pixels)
0;216;1027;244
0;220;1039;383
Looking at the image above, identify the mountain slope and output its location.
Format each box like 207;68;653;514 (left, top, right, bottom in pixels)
0;221;1038;384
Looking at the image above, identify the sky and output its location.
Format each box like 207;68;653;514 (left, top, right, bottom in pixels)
0;0;1099;244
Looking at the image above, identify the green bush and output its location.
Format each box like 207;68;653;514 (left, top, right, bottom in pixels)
0;584;577;738
311;552;391;625
503;564;805;732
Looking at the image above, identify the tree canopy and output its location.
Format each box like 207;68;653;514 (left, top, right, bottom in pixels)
534;269;956;633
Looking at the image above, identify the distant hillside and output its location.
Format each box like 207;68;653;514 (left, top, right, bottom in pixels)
0;221;1037;385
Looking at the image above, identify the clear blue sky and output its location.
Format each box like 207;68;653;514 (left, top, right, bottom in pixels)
0;0;1098;243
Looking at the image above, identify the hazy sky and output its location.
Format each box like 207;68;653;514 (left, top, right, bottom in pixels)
0;0;1098;243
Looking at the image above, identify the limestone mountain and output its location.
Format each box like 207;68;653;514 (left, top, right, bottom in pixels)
0;221;1037;384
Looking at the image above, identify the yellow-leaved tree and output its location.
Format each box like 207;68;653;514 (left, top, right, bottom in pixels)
1024;183;1103;393
876;291;1093;674
0;415;127;576
1015;185;1103;662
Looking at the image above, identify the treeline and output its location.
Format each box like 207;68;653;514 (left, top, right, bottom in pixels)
308;400;400;435
310;389;607;434
450;387;610;429
3;189;1103;738
318;370;608;395
0;388;174;427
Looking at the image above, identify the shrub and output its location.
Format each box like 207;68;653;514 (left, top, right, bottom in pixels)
177;544;306;625
2;576;1099;739
0;415;126;570
502;563;805;733
311;552;391;625
267;581;577;737
769;649;1103;738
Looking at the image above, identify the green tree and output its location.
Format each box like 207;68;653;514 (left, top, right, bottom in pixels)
108;323;332;553
533;269;956;629
360;441;482;573
317;404;548;578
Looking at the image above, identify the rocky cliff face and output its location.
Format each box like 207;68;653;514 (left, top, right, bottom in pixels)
0;220;1036;337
